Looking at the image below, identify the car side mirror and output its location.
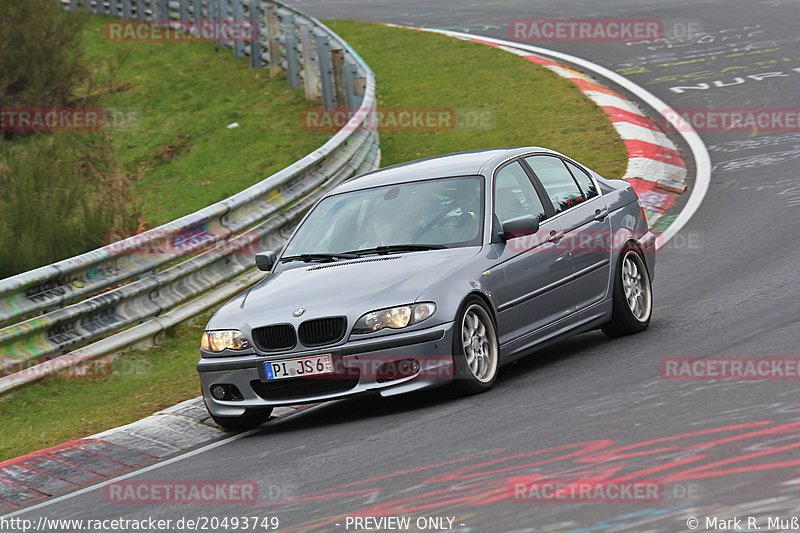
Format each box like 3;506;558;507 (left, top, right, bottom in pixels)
255;251;277;272
499;215;540;241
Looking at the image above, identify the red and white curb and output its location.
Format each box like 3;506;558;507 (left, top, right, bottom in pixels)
0;399;304;511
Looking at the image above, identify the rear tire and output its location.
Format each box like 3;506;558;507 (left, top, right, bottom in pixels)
450;296;499;395
602;248;653;337
205;401;273;431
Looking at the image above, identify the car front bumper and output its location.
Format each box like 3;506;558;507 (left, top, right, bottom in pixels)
197;323;456;417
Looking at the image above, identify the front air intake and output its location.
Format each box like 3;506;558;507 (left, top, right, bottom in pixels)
298;317;347;347
251;324;296;351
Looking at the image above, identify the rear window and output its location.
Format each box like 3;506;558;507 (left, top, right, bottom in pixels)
525;155;585;214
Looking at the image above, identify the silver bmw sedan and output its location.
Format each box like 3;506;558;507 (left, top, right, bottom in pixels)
197;147;656;429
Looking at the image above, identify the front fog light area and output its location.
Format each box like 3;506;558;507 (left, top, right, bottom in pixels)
376;359;421;382
353;302;436;334
210;384;244;401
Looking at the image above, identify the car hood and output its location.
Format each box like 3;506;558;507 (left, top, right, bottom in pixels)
211;247;480;330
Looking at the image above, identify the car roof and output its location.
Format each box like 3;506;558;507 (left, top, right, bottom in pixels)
333;146;561;193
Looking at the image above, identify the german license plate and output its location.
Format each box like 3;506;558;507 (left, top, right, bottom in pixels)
264;354;334;380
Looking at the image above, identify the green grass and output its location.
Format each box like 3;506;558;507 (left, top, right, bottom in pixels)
0;21;627;462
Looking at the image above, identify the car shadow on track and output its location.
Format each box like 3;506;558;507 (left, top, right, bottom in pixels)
245;327;650;435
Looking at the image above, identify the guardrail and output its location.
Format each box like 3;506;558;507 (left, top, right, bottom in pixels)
0;0;380;392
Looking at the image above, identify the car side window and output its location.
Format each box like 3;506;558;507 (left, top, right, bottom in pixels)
493;161;546;225
525;155;585;214
565;159;599;200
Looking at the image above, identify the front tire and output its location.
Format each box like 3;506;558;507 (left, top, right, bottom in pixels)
451;296;499;395
602;248;653;337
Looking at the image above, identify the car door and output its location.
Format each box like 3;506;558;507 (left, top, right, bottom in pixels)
523;155;612;311
490;160;575;347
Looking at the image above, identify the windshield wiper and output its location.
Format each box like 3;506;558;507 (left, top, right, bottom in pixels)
283;245;445;263
345;244;446;256
280;252;359;264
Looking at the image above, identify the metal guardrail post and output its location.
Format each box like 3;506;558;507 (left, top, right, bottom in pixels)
330;46;345;109
216;0;225;46
122;0;131;19
343;63;356;112
299;21;319;101
136;0;145;19
249;1;261;69
160;0;168;21
69;0;78;10
179;0;189;29
232;0;243;56
353;68;366;100
283;14;300;88
315;32;335;110
266;5;281;76
192;0;202;24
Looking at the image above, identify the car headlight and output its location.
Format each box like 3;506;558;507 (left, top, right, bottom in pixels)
352;303;436;334
201;330;250;352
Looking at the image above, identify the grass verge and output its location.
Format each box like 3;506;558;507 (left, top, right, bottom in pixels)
0;316;210;461
0;20;627;462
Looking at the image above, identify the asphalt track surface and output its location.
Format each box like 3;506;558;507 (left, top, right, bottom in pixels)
8;1;800;532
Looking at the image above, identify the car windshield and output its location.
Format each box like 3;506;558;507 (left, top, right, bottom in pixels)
282;176;484;258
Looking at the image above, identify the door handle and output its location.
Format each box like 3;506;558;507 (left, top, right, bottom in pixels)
594;208;608;221
547;230;565;243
